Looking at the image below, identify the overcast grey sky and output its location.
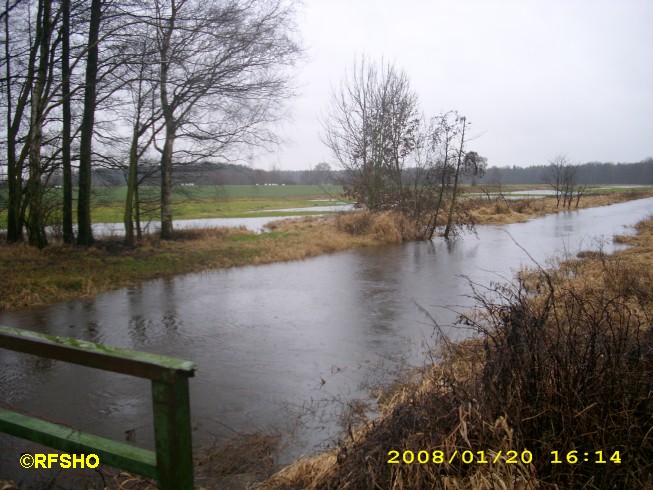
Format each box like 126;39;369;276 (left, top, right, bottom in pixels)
260;0;653;171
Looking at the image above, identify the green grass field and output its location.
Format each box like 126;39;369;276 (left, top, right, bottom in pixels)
3;184;652;225
92;184;347;222
0;184;348;224
90;184;344;202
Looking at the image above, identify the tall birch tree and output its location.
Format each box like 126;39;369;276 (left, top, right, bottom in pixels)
152;0;302;239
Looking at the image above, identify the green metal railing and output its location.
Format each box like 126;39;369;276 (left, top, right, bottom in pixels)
0;325;196;489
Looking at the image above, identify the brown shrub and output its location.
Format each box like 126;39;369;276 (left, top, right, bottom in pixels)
335;210;374;235
335;210;418;242
459;256;653;489
512;198;533;213
369;211;419;242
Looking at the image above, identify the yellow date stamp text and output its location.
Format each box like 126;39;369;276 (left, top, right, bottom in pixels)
387;449;622;465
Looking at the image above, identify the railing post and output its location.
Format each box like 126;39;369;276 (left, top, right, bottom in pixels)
152;376;194;490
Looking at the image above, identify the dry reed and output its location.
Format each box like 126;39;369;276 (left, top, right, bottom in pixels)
335;210;419;242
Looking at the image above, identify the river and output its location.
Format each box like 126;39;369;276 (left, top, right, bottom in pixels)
1;197;652;487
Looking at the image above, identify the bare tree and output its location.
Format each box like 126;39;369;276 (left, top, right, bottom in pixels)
543;155;587;208
323;59;486;240
394;111;485;240
573;181;589;208
561;163;577;208
76;0;102;246
480;166;505;201
116;35;162;244
311;161;332;185
543;154;567;207
150;0;302;239
443;151;487;238
420;111;462;239
563;164;591;208
60;0;73;243
25;0;56;248
441;114;468;240
3;0;301;245
3;0;35;243
403;112;458;240
3;0;77;246
322;57;420;212
443;148;487;239
3;0;143;246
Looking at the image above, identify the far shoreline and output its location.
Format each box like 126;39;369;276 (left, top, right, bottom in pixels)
2;188;652;312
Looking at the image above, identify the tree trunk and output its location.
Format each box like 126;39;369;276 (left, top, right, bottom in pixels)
77;0;102;246
135;182;142;240
443;117;466;240
61;0;73;244
427;136;453;240
124;128;140;244
160;122;175;239
442;165;460;240
26;0;52;249
124;47;150;245
158;5;176;240
5;0;26;243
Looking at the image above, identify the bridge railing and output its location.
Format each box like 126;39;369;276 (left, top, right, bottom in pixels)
0;325;196;490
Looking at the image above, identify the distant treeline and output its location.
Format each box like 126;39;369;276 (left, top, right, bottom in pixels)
39;158;652;188
48;162;332;187
476;158;653;185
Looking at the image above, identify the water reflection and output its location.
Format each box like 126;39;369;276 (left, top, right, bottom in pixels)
1;198;652;486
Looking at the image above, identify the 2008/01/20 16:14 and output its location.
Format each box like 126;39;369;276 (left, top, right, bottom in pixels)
387;450;622;465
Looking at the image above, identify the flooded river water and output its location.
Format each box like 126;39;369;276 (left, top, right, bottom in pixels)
1;198;652;486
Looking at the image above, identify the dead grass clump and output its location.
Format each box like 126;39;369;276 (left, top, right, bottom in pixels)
461;198;525;226
336;210;418;242
259;452;338;490
335;210;374;235
493;199;511;215
511;198;534;213
368;211;419;242
612;234;631;244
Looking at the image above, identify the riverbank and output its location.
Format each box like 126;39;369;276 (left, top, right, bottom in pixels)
467;186;653;224
256;216;653;489
1;189;652;311
0;216;380;311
